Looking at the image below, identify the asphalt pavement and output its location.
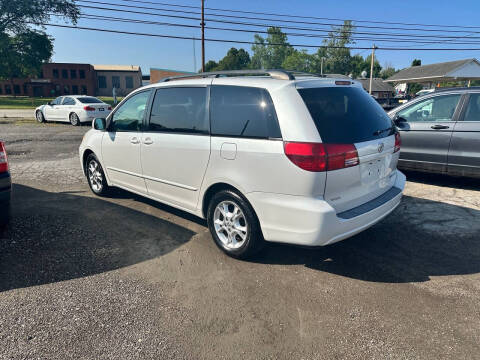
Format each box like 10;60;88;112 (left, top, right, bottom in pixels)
1;119;479;359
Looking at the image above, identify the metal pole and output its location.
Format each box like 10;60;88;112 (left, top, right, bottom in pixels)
193;37;197;72
201;0;205;72
369;44;376;95
321;57;325;76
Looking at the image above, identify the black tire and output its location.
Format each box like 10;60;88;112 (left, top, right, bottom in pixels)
85;153;110;196
36;110;45;123
207;189;264;259
70;112;80;126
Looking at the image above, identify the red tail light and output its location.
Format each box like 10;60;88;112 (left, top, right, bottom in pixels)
0;142;8;173
84;106;95;111
284;142;359;172
108;106;112;110
394;132;401;153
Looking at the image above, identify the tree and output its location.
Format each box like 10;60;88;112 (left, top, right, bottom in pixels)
204;60;219;72
314;20;355;75
0;0;79;84
251;27;294;69
411;59;422;67
380;66;397;80
282;50;315;72
216;47;251;70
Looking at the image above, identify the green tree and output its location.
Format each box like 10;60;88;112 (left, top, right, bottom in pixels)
411;59;422;67
380;66;397;80
282;50;315;72
204;60;219;72
314;20;355;75
0;0;78;85
216;47;251;70
251;27;294;69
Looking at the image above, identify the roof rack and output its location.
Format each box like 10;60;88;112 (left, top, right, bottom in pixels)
159;69;303;82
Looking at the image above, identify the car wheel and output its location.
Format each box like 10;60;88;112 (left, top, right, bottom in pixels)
207;189;264;259
70;112;80;126
85;153;110;196
36;110;45;123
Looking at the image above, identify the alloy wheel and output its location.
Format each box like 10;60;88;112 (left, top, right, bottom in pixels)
213;201;248;249
87;159;103;192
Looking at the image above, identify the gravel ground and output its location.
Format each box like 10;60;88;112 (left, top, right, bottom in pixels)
1;120;479;359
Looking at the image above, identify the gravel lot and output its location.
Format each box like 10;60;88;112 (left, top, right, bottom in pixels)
1;119;479;359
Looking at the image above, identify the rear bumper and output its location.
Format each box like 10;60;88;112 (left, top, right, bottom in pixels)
247;170;406;246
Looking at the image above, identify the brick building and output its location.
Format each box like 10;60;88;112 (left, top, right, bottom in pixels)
0;63;96;97
150;68;195;83
94;65;142;97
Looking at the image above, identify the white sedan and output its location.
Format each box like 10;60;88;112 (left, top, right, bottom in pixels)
35;95;112;126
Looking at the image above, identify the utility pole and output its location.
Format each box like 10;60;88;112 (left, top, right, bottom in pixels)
201;0;205;72
320;57;325;76
193;37;197;72
369;44;376;95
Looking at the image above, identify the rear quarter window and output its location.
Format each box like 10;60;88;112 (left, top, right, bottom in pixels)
210;85;281;139
298;86;394;143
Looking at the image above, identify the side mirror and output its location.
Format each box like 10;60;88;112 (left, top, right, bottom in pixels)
394;116;407;126
93;118;106;131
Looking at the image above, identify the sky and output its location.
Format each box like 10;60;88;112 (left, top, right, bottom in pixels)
46;0;480;75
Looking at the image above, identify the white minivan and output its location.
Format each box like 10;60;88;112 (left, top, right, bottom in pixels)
79;70;405;258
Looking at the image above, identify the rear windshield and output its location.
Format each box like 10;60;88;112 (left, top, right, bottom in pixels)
298;86;394;143
77;97;103;104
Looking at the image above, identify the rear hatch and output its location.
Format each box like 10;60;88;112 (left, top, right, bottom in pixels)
297;84;400;213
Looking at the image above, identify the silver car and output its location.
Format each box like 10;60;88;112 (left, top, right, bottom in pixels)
389;87;480;178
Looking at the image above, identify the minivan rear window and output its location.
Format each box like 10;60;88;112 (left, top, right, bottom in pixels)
298;86;394;143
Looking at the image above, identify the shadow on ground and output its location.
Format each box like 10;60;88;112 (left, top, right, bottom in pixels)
0;184;196;292
249;194;480;283
403;170;480;191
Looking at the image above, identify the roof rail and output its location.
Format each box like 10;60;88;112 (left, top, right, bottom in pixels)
159;69;297;82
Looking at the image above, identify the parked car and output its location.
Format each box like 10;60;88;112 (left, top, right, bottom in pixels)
389;87;480;178
0;141;11;226
35;96;112;126
79;70;405;258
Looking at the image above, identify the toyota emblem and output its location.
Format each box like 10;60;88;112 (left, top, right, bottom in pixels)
377;143;384;153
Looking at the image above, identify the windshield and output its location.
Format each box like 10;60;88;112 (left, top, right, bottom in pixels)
298;86;394;143
77;97;103;104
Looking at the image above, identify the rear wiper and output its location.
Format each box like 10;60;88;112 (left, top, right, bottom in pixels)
373;126;393;136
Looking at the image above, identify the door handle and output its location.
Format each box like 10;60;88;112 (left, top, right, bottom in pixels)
143;137;153;145
431;124;449;130
130;137;140;144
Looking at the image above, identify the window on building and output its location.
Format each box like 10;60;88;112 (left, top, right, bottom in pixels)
70;69;77;79
112;76;120;89
14;85;20;95
23;83;28;95
72;85;78;94
149;87;208;134
98;76;107;89
0;86;3;95
81;85;87;95
39;71;44;79
62;69;68;79
125;76;134;89
79;70;86;79
64;85;70;94
210;85;281;138
53;69;59;79
5;85;11;94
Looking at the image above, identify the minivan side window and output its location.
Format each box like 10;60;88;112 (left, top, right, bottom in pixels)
148;87;208;134
463;93;480;122
210;85;281;139
110;90;151;132
397;94;461;122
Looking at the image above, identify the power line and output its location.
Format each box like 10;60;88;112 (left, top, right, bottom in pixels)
38;22;480;51
76;0;480;35
115;0;480;31
77;13;480;45
76;4;480;41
